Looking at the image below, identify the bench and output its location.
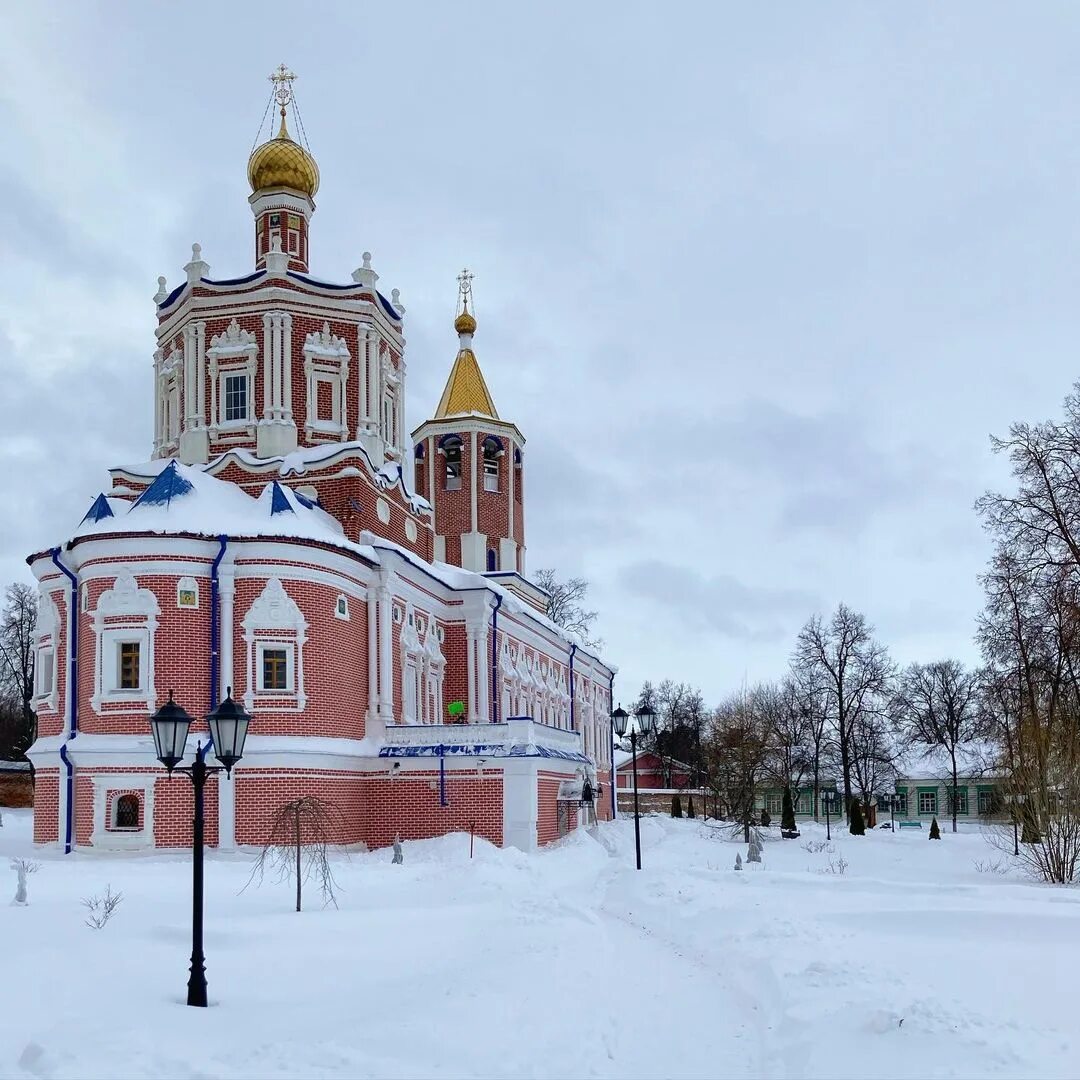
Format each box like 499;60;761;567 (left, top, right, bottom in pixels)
898;820;922;829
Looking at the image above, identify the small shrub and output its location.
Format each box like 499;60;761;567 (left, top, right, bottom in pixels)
687;795;696;819
849;800;866;836
929;816;941;840
760;808;772;827
781;787;797;833
802;839;834;854
821;856;849;876
82;885;123;929
671;794;683;818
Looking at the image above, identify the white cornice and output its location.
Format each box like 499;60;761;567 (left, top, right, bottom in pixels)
412;415;526;448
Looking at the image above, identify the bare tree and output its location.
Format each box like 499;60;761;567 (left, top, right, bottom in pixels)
892;660;985;832
705;688;770;842
975;383;1080;881
534;569;600;647
757;679;812;817
790;663;831;820
0;584;36;760
246;796;346;910
793;604;893;821
848;706;897;821
634;679;708;788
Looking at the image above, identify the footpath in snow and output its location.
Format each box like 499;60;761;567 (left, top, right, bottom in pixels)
0;809;1076;1079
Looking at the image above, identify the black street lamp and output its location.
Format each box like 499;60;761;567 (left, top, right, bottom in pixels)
822;788;839;841
612;702;656;870
150;689;251;1008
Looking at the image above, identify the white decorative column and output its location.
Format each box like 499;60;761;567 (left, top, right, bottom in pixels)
262;313;272;420
470;431;478;533
366;589;380;738
218;561;236;850
283;313;293;422
376;571;394;723
476;619;490;724
195;322;206;428
466;625;478;723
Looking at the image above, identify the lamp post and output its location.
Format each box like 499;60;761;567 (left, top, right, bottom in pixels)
149;689;251;1008
822;788;839;841
611;702;656;870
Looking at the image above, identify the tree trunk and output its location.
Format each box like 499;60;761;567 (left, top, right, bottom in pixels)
950;751;959;834
295;805;302;912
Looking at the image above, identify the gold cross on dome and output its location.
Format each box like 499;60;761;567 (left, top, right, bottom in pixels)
457;268;474;311
269;63;297;109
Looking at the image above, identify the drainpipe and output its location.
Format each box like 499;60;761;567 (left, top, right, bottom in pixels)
568;643;577;731
50;548;78;854
209;536;228;713
490;592;502;724
609;671;616;821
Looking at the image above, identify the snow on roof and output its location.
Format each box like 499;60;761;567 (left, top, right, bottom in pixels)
66;460;611;675
75;461;363;554
895;740;1004;781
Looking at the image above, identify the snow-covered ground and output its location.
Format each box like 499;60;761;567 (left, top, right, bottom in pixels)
1;809;1076;1080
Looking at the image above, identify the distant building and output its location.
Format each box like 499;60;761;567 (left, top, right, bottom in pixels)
0;762;33;808
615;750;693;791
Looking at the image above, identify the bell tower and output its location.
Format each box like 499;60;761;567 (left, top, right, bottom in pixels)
412;272;526;573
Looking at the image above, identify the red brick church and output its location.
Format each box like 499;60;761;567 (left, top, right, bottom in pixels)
26;67;614;854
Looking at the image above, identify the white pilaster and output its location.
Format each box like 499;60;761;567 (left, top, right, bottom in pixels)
470;431;478;534
283;313;293;422
195;322;206;427
466;626;478;723
262;314;272;420
366;589;381;739
377;572;394;723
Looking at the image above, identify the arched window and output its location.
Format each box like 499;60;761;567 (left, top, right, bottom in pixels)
482;436;502;492
487;549;497;572
114;794;139;830
442;435;462;491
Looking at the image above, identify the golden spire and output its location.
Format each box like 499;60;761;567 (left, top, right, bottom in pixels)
435;269;497;419
247;64;320;198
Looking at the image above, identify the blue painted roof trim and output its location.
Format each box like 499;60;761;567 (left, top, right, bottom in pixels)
377;291;403;322
204;271;267;287
80;493;115;524
269;482;294;515
287;271;360;292
132;461;194;509
158;282;187;309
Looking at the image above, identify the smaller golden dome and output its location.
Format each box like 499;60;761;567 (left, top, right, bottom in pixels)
247;111;319;198
454;309;477;335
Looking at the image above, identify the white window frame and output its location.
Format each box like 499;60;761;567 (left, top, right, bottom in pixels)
90;570;159;713
303;324;350;442
90;775;156;851
221;371;251;425
335;595;350;621
36;646;55;698
919;790;937;815
242;577;308;713
207;321;258;438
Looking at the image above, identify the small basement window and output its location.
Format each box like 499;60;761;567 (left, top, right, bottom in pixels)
335;595;349;620
113;794;140;830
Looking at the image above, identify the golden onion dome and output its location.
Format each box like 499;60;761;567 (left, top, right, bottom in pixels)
454;309;477;335
247;111;319;198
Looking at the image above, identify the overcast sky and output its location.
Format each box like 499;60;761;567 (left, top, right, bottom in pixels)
3;4;1080;704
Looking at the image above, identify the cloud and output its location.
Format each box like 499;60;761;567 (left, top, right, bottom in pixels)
619;560;820;644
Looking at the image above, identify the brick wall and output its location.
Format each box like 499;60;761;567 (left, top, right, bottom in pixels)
360;770;503;850
33;770;59;843
537;770;579;846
